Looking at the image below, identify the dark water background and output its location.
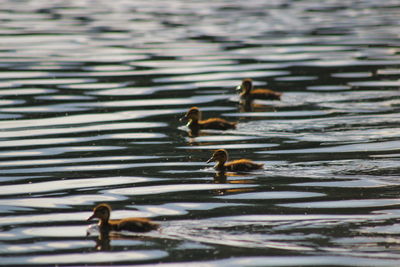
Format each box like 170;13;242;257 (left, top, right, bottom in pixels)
0;0;400;266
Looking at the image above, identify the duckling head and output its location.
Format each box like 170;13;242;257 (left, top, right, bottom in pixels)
236;78;253;96
180;107;201;123
207;149;228;164
87;203;111;223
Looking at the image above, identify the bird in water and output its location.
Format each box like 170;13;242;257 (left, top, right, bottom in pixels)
180;107;236;136
207;149;263;172
237;78;282;101
87;203;159;233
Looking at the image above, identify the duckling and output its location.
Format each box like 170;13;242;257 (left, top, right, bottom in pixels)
207;149;263;172
237;78;282;101
181;107;236;132
87;203;159;233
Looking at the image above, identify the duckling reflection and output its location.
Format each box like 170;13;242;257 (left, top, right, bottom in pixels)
92;231;111;251
239;99;277;113
236;78;282;102
180;107;236;137
89;230;154;251
213;171;227;184
207;149;263;172
212;171;228;196
212;171;257;196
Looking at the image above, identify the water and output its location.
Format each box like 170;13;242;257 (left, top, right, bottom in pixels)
0;0;399;266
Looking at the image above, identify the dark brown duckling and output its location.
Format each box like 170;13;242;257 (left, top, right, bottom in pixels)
207;149;263;172
237;78;282;101
181;107;237;132
87;203;159;233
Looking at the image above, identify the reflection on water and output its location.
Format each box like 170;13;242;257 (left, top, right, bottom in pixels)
0;0;400;266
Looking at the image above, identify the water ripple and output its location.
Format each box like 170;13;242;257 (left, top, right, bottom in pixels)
0;0;400;265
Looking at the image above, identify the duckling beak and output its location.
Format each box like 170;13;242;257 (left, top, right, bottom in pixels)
86;213;96;222
206;156;215;164
179;114;188;122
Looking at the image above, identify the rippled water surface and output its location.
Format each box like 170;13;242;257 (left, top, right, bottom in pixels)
1;0;400;266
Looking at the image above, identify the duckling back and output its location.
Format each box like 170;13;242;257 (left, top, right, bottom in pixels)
225;159;263;172
111;218;159;232
249;89;282;100
199;118;236;130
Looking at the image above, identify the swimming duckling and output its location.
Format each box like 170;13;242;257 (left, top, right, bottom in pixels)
237;78;282;101
87;203;159;233
181;107;236;133
207;149;263;172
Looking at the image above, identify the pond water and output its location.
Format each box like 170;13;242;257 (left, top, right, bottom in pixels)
0;0;400;266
